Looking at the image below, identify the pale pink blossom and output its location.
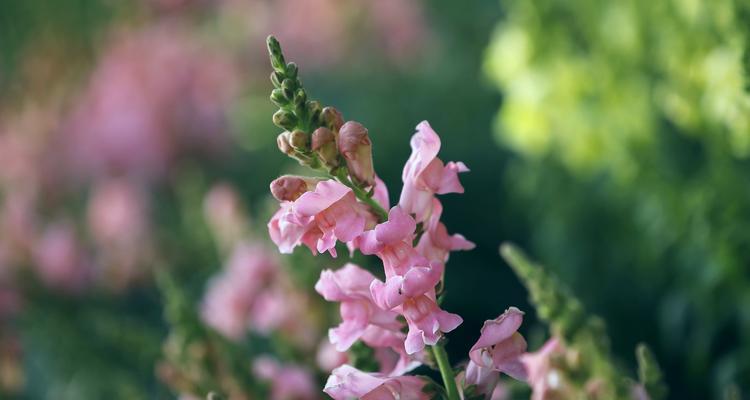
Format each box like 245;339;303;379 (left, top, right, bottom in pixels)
520;338;564;400
200;243;277;340
467;307;528;393
253;356;317;400
415;198;474;264
399;121;469;223
269;180;368;257
315;263;401;351
324;364;429;400
400;294;462;355
355;206;424;277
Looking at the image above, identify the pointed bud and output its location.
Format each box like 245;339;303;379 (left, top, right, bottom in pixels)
308;101;323;124
338;121;375;186
272;110;297;130
277;132;294;155
294;89;307;106
286;62;298;79
270;175;321;201
312;127;339;168
270;89;287;106
270;71;283;88
321;107;344;132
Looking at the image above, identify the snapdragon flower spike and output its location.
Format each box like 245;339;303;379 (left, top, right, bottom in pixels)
467;307;528;389
269;180;368;256
400;121;469;223
520;338;564;400
315;263;402;351
324;365;429;400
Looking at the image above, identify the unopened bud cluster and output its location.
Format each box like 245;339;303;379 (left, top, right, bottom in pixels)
267;36;375;185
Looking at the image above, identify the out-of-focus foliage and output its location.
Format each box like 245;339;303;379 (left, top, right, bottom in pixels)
487;0;750;398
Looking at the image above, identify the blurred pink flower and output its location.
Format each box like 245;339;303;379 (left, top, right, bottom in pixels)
63;25;236;183
201;242;277;340
33;222;90;292
520;338;564;400
399;121;469;223
253;356;317;400
203;183;248;249
324;364;429;400
316;339;348;372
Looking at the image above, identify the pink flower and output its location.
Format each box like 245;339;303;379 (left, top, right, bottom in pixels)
355;206;424;277
520;338;564;400
33;222;90;292
269;180;368;257
467;307;528;390
324;364;429;400
253;356;317;400
317;339;348;372
203;183;247;249
399;121;469;223
315;264;402;351
400;294;463;355
200;243;277;340
415;198;474;264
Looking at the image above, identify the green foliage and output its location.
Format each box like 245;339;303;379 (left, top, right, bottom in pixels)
487;0;750;397
502;243;667;400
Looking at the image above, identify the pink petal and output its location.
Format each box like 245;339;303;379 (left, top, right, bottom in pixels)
375;206;416;244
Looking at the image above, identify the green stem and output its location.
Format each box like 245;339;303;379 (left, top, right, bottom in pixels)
331;168;389;223
432;343;460;400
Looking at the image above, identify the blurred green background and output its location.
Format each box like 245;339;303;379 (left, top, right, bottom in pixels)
0;0;748;399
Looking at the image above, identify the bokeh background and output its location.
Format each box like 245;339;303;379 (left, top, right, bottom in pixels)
0;0;748;399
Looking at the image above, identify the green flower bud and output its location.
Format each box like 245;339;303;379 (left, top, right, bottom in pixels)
272;110;297;130
270;89;287;106
286;62;298;79
308;101;323;124
270;71;283;88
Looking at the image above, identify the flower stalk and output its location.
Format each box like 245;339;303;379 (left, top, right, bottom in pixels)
432;343;460;400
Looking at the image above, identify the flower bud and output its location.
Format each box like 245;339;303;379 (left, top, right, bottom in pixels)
277;132;294;155
270;89;287;106
308;101;323;123
288;130;308;150
270;175;320;201
312;127;339;168
338;121;375;187
272;110;297;130
270;71;283;87
320;107;344;132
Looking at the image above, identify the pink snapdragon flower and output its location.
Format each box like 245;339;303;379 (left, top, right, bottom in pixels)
269;180;368;256
416;199;475;264
324;364;429;400
520;338;564;400
200;243;277;340
317;339;349;372
465;307;528;396
399;294;463;355
203;183;247;250
253;356;317;400
399;121;469;223
315;263;402;351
